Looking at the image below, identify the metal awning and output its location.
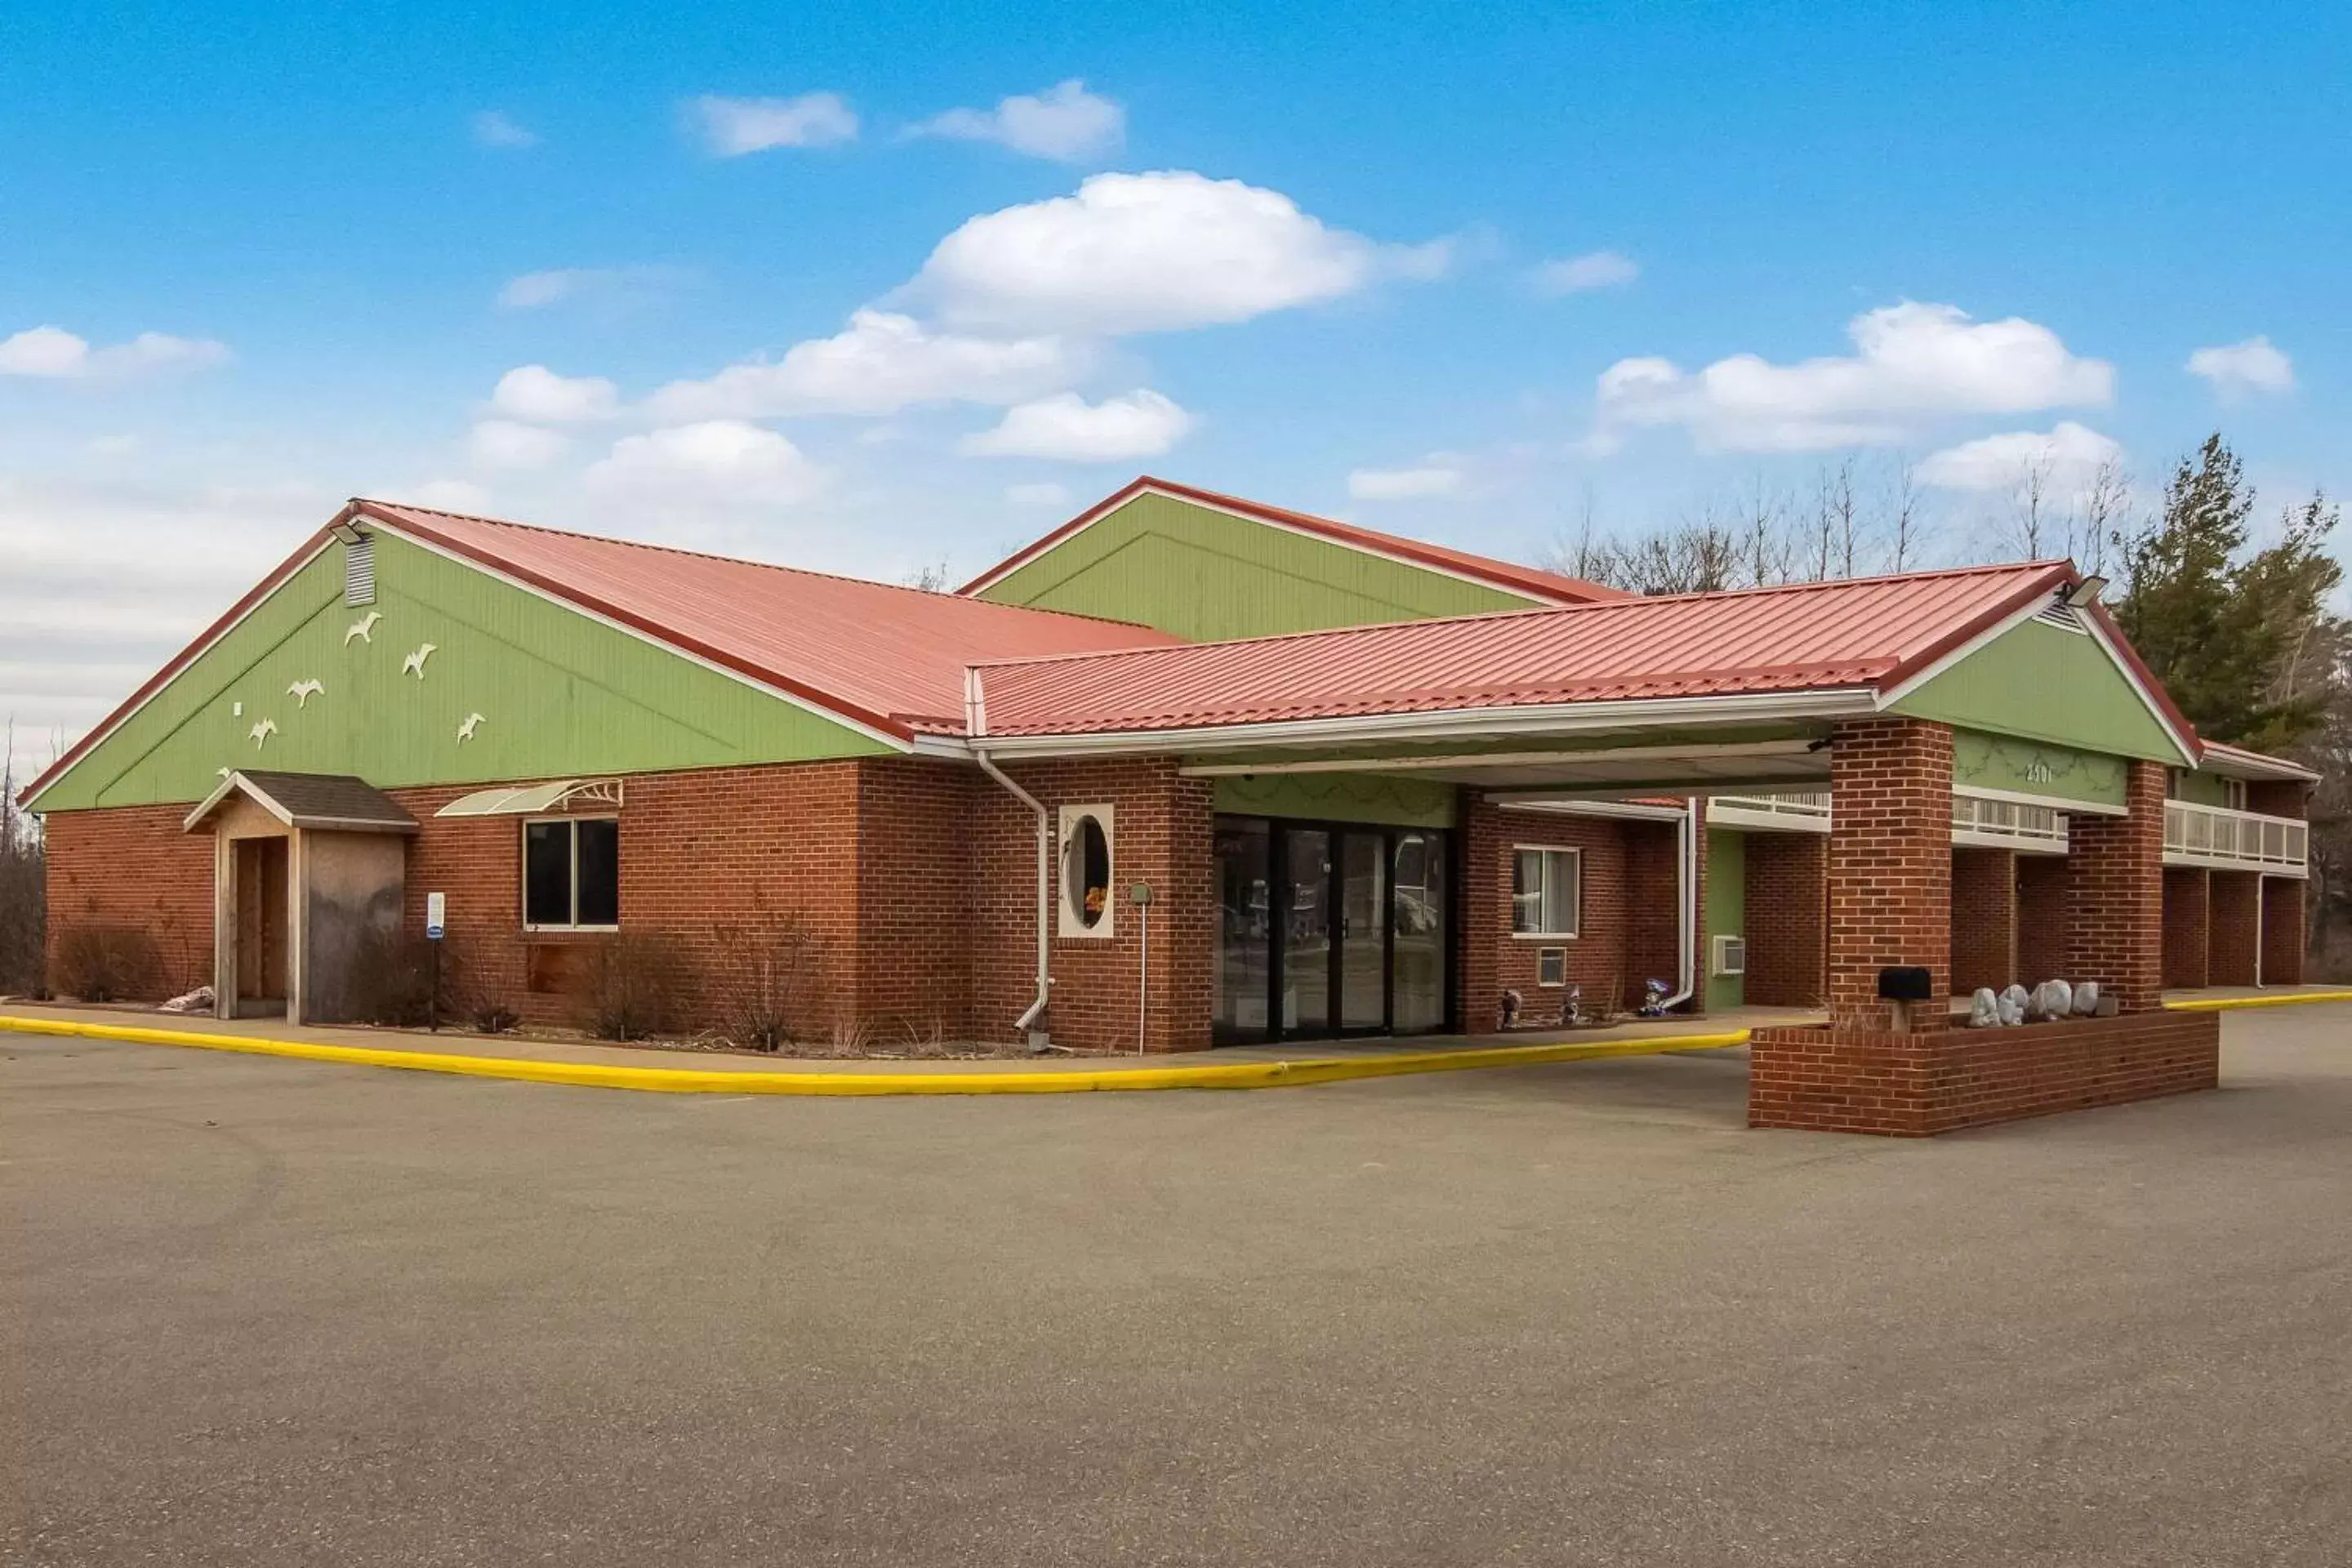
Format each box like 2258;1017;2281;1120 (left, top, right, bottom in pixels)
434;778;624;818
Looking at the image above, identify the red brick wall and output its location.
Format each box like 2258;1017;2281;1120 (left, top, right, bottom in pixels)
1624;815;1699;1014
2162;867;2210;989
1827;718;1954;1030
41;804;215;1000
967;756;1214;1052
2246;780;2309;819
2262;875;2305;986
1742;831;1826;1009
1949;847;2018;996
2207;871;2261;987
1748;1009;2221;1137
1459;796;1503;1034
2065;760;2166;1012
856;759;977;1040
2016;853;2069;985
1479;807;1632;1027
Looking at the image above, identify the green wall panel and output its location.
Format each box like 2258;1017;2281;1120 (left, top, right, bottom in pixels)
2172;767;2230;807
1705;828;1746;1013
36;532;889;811
977;492;1542;639
1951;729;2127;808
1212;772;1459;829
1892;617;2185;763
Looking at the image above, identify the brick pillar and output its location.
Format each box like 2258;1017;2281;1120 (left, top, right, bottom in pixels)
2065;760;2166;1012
2207;871;2261;987
2016;854;2069;983
2162;867;2210;989
1458;793;1504;1034
1826;718;1953;1030
2262;877;2306;986
1949;847;2018;995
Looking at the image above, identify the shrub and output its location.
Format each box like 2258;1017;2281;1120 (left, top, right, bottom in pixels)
710;910;830;1051
341;929;446;1027
581;931;691;1041
51;924;162;1004
472;1003;521;1035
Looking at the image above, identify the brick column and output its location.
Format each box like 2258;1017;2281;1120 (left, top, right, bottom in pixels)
1949;848;2018;995
2064;759;2166;1012
2161;867;2210;990
2262;877;2306;987
2207;871;2261;987
1826;718;1953;1030
1457;793;1505;1034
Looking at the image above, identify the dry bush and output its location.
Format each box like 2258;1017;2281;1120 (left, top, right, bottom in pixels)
341;929;446;1026
710;909;831;1051
0;831;41;996
51;924;162;1003
581;931;691;1041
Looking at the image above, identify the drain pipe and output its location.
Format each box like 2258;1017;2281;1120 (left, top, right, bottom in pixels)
966;668;1053;1045
1657;797;1700;1012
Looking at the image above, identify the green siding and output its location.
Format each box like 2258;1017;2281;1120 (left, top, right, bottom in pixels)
1212;772;1459;829
34;531;888;811
1893;617;2185;764
976;492;1542;639
2172;767;2230;807
1952;729;2127;809
1705;828;1746;1013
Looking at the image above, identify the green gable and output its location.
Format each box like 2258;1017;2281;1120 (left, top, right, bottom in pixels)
1891;616;2188;766
33;530;888;812
973;491;1542;640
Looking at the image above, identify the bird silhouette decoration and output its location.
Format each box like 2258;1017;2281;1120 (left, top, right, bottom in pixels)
249;718;277;750
287;678;324;707
402;643;438;679
457;713;485;742
344;610;382;645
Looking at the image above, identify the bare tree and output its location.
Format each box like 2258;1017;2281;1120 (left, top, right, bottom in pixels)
1884;454;1922;572
2072;456;2128;575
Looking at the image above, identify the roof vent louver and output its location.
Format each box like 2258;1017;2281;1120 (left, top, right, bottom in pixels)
2030;599;2085;634
344;534;376;607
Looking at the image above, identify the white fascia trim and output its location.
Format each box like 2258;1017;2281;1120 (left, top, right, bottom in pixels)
1952;782;2127;817
31;540;337;813
1502;800;1690;822
2196;748;2320;784
372;519;913;755
962;482;1584;605
1953;828;2069;855
1484;776;1828;804
972;688;1875;760
1876;590;2198;767
1177;738;1815;780
1707;803;1833;835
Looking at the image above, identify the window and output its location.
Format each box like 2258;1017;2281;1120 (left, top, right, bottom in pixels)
2225;779;2250;812
1536;947;1567;987
1512;846;1580;938
523;817;619;930
1058;804;1115;938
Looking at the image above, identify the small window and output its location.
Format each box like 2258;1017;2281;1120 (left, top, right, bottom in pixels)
1536;947;1567;987
1512;847;1581;938
523;817;620;931
1058;804;1115;939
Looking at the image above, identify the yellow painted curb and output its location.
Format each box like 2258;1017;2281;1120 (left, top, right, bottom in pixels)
0;1013;1751;1096
2163;990;2352;1013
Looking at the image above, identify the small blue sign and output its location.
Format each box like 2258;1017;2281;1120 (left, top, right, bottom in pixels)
425;891;447;941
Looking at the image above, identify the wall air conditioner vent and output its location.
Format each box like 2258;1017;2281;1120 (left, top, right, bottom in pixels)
1713;934;1748;977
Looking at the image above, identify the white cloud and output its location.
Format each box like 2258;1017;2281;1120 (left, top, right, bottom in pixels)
487;364;621;423
2186;335;2294;399
497;265;689;310
648;309;1087;421
959;389;1193;461
1006;481;1071;509
472;110;540;149
1917;421;2123;492
910;79;1125;162
1594;301;2114;452
1348;462;1463;501
688;92;858;155
1531;251;1639;295
906;171;1441;336
586;421;823;511
469;419;572;470
0;326;230;384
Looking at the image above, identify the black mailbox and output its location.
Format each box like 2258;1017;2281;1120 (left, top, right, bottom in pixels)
1877;966;1934;1002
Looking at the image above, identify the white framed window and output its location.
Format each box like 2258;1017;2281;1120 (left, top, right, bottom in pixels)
1536;947;1568;987
2224;779;2250;812
1058;804;1116;939
523;817;620;932
1512;846;1581;939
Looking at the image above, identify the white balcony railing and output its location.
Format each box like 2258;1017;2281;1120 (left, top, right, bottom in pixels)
2164;800;2308;876
1708;791;1833;832
1951;793;2067;853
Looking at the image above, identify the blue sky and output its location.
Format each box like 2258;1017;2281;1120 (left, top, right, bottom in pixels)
4;1;2348;751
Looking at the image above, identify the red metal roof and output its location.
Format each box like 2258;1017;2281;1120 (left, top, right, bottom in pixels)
957;475;1628;605
969;561;2082;737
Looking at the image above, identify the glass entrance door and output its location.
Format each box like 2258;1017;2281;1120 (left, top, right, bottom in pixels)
1214;814;1451;1045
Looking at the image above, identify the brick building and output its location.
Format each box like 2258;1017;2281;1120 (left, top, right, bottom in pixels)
23;479;2314;1127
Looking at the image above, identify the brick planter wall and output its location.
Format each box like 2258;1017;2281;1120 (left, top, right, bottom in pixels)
1749;1009;2221;1137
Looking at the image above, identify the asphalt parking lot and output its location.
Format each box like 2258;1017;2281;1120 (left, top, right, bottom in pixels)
5;1009;2349;1567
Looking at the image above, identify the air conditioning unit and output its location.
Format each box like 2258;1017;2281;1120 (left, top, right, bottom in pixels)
1712;934;1748;977
1537;947;1567;987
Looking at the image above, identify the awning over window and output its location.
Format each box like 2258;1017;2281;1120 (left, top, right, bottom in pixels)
434;778;624;818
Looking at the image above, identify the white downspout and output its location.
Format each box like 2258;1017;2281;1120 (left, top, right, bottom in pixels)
1657;797;1700;1011
968;668;1052;1042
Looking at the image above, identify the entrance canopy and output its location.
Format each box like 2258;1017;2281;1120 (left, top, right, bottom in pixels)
183;770;417;835
434;778;624;817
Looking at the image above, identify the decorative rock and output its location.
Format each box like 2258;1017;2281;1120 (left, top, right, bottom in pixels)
2072;981;2100;1016
1998;985;2029;1027
1968;988;2000;1028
